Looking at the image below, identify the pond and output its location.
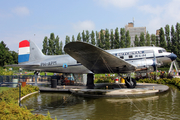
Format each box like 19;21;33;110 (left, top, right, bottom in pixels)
21;86;180;120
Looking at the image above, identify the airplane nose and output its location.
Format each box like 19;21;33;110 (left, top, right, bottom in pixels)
168;53;177;61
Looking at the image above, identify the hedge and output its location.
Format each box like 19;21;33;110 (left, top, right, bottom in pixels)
0;85;53;120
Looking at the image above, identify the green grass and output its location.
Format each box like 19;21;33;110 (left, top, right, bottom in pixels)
0;87;11;93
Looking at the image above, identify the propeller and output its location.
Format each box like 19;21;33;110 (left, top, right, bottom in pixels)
153;50;157;79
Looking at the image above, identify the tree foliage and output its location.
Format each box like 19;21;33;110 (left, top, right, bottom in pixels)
0;41;18;66
151;34;156;46
114;27;119;49
104;28;110;50
159;27;167;49
134;35;139;47
99;29;105;49
120;28;125;48
91;30;96;45
82;30;86;42
110;29;114;49
42;36;48;55
42;33;63;55
77;33;81;41
125;30;131;48
86;30;90;43
165;24;171;52
146;31;151;46
72;35;75;42
139;32;145;46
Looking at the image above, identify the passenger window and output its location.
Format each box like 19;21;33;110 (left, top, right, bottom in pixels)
120;56;124;59
129;55;133;58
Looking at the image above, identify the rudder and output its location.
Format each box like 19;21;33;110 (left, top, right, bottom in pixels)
18;40;30;63
18;40;45;63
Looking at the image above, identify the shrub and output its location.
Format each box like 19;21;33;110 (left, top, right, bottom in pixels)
0;85;52;120
137;78;180;88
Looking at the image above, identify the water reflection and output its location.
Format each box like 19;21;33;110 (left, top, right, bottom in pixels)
21;86;180;120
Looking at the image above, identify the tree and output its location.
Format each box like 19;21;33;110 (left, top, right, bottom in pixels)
125;30;131;48
65;35;70;45
86;30;90;43
0;41;17;66
139;32;145;46
110;29;114;49
59;41;63;55
146;31;151;46
10;51;18;64
91;30;96;45
159;27;166;49
171;25;178;55
72;35;75;42
156;35;159;46
134;35;139;47
120;28;125;48
175;22;180;62
99;29;105;49
114;27;119;49
151;34;156;46
55;36;60;55
165;24;171;52
96;31;99;47
82;30;86;42
104;28;110;50
42;36;48;55
47;33;56;55
77;33;81;41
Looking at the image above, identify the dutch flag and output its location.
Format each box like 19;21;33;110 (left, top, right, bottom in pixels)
18;40;30;63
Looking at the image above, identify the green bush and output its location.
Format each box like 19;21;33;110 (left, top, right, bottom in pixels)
94;76;115;83
137;78;180;89
0;85;52;120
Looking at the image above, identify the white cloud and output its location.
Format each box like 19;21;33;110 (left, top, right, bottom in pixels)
72;20;95;33
12;7;30;16
138;5;163;16
97;0;139;8
138;0;180;34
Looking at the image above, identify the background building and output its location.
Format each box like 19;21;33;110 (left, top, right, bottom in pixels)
125;22;146;46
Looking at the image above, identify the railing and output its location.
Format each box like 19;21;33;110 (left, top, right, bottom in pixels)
0;74;85;86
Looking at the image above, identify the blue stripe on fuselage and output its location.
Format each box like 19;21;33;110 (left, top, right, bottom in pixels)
18;54;30;63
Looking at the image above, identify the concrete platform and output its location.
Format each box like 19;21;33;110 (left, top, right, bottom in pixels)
39;83;169;98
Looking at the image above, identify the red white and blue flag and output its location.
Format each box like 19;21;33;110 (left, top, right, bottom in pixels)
18;40;30;63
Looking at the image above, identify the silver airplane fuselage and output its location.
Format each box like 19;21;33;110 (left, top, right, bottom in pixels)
19;40;176;74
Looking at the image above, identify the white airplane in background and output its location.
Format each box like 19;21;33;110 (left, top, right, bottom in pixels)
7;40;177;88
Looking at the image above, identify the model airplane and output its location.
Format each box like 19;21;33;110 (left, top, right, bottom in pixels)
7;40;177;88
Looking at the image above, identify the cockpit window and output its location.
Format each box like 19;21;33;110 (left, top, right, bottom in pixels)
158;50;162;53
158;49;166;53
162;49;166;52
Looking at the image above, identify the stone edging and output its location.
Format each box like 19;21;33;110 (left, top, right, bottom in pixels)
18;91;39;103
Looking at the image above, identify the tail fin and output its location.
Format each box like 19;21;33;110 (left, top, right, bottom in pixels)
18;40;44;63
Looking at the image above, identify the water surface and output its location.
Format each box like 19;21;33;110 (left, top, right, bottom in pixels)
21;86;180;120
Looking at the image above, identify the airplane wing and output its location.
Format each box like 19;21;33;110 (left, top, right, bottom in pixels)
64;42;136;73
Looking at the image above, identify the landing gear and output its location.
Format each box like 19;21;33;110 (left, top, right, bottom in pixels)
125;76;136;88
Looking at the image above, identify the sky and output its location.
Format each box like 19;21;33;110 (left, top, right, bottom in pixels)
1;0;180;52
